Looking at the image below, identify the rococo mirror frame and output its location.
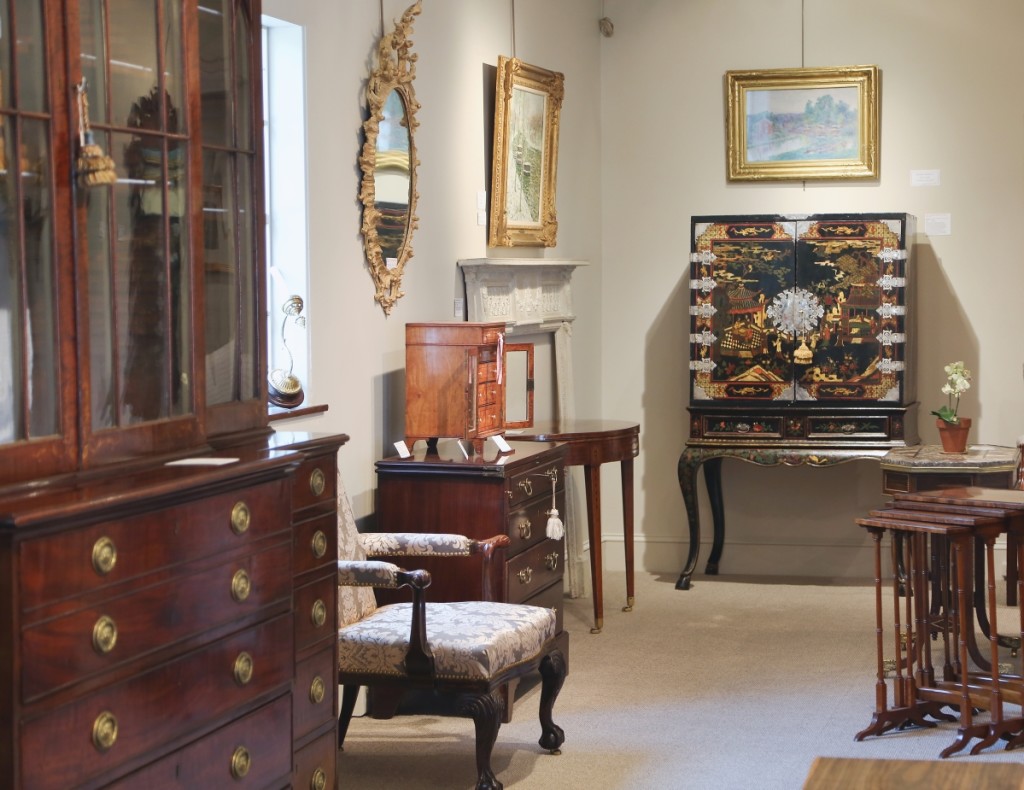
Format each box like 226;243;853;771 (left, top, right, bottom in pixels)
359;1;422;315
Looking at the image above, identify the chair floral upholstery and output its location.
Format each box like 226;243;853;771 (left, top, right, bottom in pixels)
335;473;566;790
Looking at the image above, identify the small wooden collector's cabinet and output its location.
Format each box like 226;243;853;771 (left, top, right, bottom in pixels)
405;322;506;449
688;213;918;448
374;440;569;639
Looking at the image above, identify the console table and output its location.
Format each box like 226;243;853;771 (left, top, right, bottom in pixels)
514;420;640;633
675;445;888;590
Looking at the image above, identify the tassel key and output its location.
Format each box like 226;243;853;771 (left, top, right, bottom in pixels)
75;79;117;187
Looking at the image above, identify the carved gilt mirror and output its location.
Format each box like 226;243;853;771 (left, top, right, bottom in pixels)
359;1;421;315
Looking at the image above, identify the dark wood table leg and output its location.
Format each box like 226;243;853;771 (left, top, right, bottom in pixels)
583;463;604;633
676;450;704;590
621;457;635;612
703;457;725;575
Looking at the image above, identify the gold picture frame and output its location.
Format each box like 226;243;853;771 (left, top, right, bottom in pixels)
726;65;879;182
489;56;564;247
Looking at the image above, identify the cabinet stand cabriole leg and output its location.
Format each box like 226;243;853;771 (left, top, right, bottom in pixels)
703;456;725;574
676;450;704;590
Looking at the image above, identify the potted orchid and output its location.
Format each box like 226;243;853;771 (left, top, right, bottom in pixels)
931;360;972;453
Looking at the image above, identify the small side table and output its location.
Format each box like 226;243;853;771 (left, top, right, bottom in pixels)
514;419;640;634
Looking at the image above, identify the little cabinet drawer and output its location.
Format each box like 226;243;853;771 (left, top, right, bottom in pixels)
476;405;502;433
506;459;565;509
22;541;292;700
18;478;291;612
20;614;294;790
294;513;336;578
293;643;336;741
505;539;563;605
292;455;337;514
476;381;500;407
477;359;497;383
294;573;337;652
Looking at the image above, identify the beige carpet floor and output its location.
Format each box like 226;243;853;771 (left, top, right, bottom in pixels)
336;572;1024;789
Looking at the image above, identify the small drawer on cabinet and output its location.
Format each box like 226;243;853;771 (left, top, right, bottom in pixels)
22;540;292;700
294;643;336;740
476;381;500;407
295;573;336;652
20;614;294;790
505;539;563;605
19;479;291;612
507;494;561;554
107;695;292;789
294;729;337;790
477;359;498;383
294;513;336;577
477;405;502;433
292;455;337;513
507;461;564;509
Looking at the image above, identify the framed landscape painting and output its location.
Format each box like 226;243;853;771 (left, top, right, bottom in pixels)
489;56;564;247
726;65;879;181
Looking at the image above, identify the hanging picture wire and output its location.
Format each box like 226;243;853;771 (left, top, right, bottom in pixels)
75;77;117;186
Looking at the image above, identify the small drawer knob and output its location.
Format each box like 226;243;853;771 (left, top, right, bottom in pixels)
309;468;326;497
311;767;328;790
92;615;118;655
91;537;117;576
309;675;326;704
230;502;251;535
231;569;252;602
517;567;533;585
233;651;254;685
230;745;251;779
311;598;327;628
92;711;118;752
311;530;328;559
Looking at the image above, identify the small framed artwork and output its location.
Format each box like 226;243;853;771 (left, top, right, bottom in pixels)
725;65;879;181
489;56;564;247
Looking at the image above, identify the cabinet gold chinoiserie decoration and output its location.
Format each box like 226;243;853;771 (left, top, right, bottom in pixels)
405;322;506;451
688;213;918;448
0;1;346;787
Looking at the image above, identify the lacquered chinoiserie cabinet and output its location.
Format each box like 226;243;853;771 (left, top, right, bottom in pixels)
405;322;506;451
0;1;347;787
374;440;569;716
688;213;918;447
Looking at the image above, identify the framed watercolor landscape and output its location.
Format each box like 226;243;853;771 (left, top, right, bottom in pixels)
725;65;879;181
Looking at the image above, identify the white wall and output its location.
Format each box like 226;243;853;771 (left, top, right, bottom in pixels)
265;0;1024;583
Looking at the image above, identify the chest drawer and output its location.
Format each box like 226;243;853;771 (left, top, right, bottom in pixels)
505;538;563;605
20;613;294;790
294;572;337;652
22;540;292;701
18;478;291;612
291;454;337;514
506;457;565;508
294;642;336;741
507;489;565;556
294;512;336;578
294;729;337;790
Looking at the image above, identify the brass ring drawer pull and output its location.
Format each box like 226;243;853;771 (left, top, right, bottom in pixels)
91;537;117;576
309;675;326;704
92;711;118;752
517;567;533;585
231;570;252;602
518;520;532;540
230;745;251;779
230;501;251;535
311;599;327;628
545;552;559;571
311;530;328;559
309;468;326;497
234;651;254;685
311;767;328;790
92;615;118;655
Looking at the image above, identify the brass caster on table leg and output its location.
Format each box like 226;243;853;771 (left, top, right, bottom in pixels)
590;618;603;634
622;596;635;613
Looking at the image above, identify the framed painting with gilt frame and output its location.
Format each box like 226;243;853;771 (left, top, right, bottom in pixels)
726;65;879;182
489;56;564;247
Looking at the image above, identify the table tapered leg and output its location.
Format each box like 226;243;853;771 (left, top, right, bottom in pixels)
583;463;604;633
621;457;635;612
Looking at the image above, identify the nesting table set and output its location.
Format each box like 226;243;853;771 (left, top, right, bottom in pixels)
855;484;1024;757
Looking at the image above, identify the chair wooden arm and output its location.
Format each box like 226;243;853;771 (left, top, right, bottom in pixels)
399;568;435;679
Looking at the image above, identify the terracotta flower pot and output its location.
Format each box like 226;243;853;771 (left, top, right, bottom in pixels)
936;417;971;454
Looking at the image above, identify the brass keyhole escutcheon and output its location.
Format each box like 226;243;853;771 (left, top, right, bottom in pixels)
311;530;327;559
518;520;532;540
311;599;327;628
234;651;254;685
309;675;326;704
230;501;251;535
230;746;251;779
92;537;117;576
311;767;328;790
92;615;118;655
231;569;252;602
518;567;533;585
309;468;326;497
92;711;118;752
545;552;559;571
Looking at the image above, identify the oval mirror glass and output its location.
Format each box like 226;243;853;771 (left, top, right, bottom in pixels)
373;89;412;263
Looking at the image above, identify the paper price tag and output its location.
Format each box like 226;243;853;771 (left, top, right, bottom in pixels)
394;441;411;458
491;434;512;453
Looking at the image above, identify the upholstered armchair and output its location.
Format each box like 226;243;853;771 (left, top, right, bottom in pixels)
336;518;567;790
